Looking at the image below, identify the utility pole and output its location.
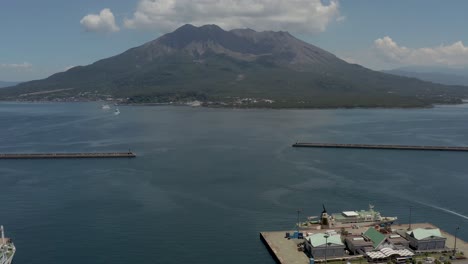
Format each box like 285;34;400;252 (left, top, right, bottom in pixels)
407;206;413;231
1;225;4;245
297;209;301;233
454;226;460;257
324;234;330;264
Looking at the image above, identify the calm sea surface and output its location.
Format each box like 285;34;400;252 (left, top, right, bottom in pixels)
0;102;468;264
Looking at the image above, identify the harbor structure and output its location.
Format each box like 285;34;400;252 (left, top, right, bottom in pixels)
292;142;468;152
0;152;136;159
262;219;467;263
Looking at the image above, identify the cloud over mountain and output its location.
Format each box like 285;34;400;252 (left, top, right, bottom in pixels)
374;36;468;66
124;0;340;33
0;62;32;69
80;8;120;33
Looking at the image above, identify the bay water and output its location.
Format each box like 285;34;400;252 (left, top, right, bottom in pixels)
0;102;467;263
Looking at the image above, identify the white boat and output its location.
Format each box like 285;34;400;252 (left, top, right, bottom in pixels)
101;104;111;110
114;108;120;115
0;226;15;264
326;204;398;227
187;100;202;107
301;204;397;228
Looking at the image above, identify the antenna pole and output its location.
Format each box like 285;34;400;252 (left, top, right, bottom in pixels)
454;226;460;256
297;209;301;232
408;206;413;231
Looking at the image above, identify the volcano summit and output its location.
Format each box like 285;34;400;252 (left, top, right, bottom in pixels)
2;24;468;108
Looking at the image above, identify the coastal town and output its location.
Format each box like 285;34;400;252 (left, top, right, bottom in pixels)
261;206;466;264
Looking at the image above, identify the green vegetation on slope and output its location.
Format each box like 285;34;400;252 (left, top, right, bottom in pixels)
2;24;468;108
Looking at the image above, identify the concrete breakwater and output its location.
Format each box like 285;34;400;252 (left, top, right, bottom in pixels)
292;142;468;152
0;152;136;159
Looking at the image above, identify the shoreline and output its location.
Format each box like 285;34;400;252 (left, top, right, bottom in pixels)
0;99;454;110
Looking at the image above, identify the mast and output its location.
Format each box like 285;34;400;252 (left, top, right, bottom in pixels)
369;204;375;217
1;225;4;245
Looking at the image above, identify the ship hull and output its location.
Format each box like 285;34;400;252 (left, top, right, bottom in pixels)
330;219;396;228
0;244;15;264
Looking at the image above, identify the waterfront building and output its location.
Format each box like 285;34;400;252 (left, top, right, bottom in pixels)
344;235;374;254
405;228;446;250
304;233;346;259
344;227;414;262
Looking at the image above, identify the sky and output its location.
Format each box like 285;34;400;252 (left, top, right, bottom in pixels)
2;0;468;82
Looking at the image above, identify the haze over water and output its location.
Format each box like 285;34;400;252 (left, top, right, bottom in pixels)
0;102;467;264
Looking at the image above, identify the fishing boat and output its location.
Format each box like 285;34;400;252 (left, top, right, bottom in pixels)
0;226;15;264
101;104;111;110
114;108;120;115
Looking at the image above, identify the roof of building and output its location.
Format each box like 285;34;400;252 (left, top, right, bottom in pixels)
342;211;359;217
388;235;409;245
345;235;374;247
306;233;344;247
332;209;377;220
366;248;414;259
407;228;444;240
364;228;386;248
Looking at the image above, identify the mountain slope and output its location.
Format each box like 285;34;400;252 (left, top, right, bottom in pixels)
2;24;468;107
0;81;18;88
384;68;468;86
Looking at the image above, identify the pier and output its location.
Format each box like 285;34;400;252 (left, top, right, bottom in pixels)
261;223;468;264
0;152;136;159
292;142;468;152
260;231;309;264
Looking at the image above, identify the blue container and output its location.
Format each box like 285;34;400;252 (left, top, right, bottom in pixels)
292;231;299;238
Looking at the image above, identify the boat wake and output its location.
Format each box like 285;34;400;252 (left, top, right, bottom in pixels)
416;201;468;221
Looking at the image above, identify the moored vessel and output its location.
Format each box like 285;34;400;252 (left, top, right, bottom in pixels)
302;204;397;228
0;226;15;264
101;104;111;110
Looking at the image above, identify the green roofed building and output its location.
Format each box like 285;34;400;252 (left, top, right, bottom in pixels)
406;228;446;250
346;228;411;255
304;233;345;259
364;228;386;248
360;228;415;262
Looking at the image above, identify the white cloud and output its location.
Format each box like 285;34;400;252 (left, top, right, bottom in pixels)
341;56;357;64
63;65;76;71
0;62;32;69
80;8;120;33
374;36;468;66
124;0;340;34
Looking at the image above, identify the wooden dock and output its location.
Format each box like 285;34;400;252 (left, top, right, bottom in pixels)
292;142;468;152
0;152;136;159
